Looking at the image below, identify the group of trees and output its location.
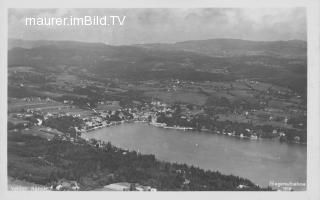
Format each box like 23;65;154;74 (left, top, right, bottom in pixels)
288;116;307;129
56;95;99;109
7;121;31;130
55;88;149;109
206;96;261;112
44;116;84;134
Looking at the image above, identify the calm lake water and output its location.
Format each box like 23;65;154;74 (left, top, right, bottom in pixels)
82;123;306;189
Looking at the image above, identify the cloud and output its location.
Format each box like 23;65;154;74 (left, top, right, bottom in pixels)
8;8;306;45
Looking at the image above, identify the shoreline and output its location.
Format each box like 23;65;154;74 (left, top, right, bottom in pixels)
82;120;307;145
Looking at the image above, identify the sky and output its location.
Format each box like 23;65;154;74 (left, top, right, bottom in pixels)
8;8;306;45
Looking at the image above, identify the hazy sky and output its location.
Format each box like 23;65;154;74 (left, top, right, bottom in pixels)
8;8;306;45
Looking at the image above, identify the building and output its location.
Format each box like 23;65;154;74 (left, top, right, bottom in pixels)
55;179;80;191
100;182;157;191
102;182;131;191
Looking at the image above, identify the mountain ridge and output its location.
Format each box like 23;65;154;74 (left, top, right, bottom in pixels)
135;38;307;58
9;38;307;58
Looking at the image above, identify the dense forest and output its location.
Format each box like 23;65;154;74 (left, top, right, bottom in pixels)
8;132;271;191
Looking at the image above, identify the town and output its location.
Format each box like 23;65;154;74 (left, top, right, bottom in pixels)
8;78;307;146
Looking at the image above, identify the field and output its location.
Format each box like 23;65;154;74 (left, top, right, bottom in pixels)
145;90;207;105
96;101;121;111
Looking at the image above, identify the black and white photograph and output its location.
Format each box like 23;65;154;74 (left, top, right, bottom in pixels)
0;0;320;199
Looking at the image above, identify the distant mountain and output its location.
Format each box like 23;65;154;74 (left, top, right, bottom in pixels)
136;38;307;58
8;39;235;80
9;38;307;58
8;39;307;94
8;39;107;50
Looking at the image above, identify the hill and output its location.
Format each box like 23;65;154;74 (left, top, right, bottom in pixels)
136;38;307;58
8;38;307;94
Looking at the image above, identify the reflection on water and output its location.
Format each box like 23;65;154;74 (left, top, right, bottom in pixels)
82;123;306;190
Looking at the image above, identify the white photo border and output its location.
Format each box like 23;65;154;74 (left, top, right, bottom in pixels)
0;0;319;200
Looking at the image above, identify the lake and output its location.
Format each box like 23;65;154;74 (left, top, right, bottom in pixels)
82;123;306;190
